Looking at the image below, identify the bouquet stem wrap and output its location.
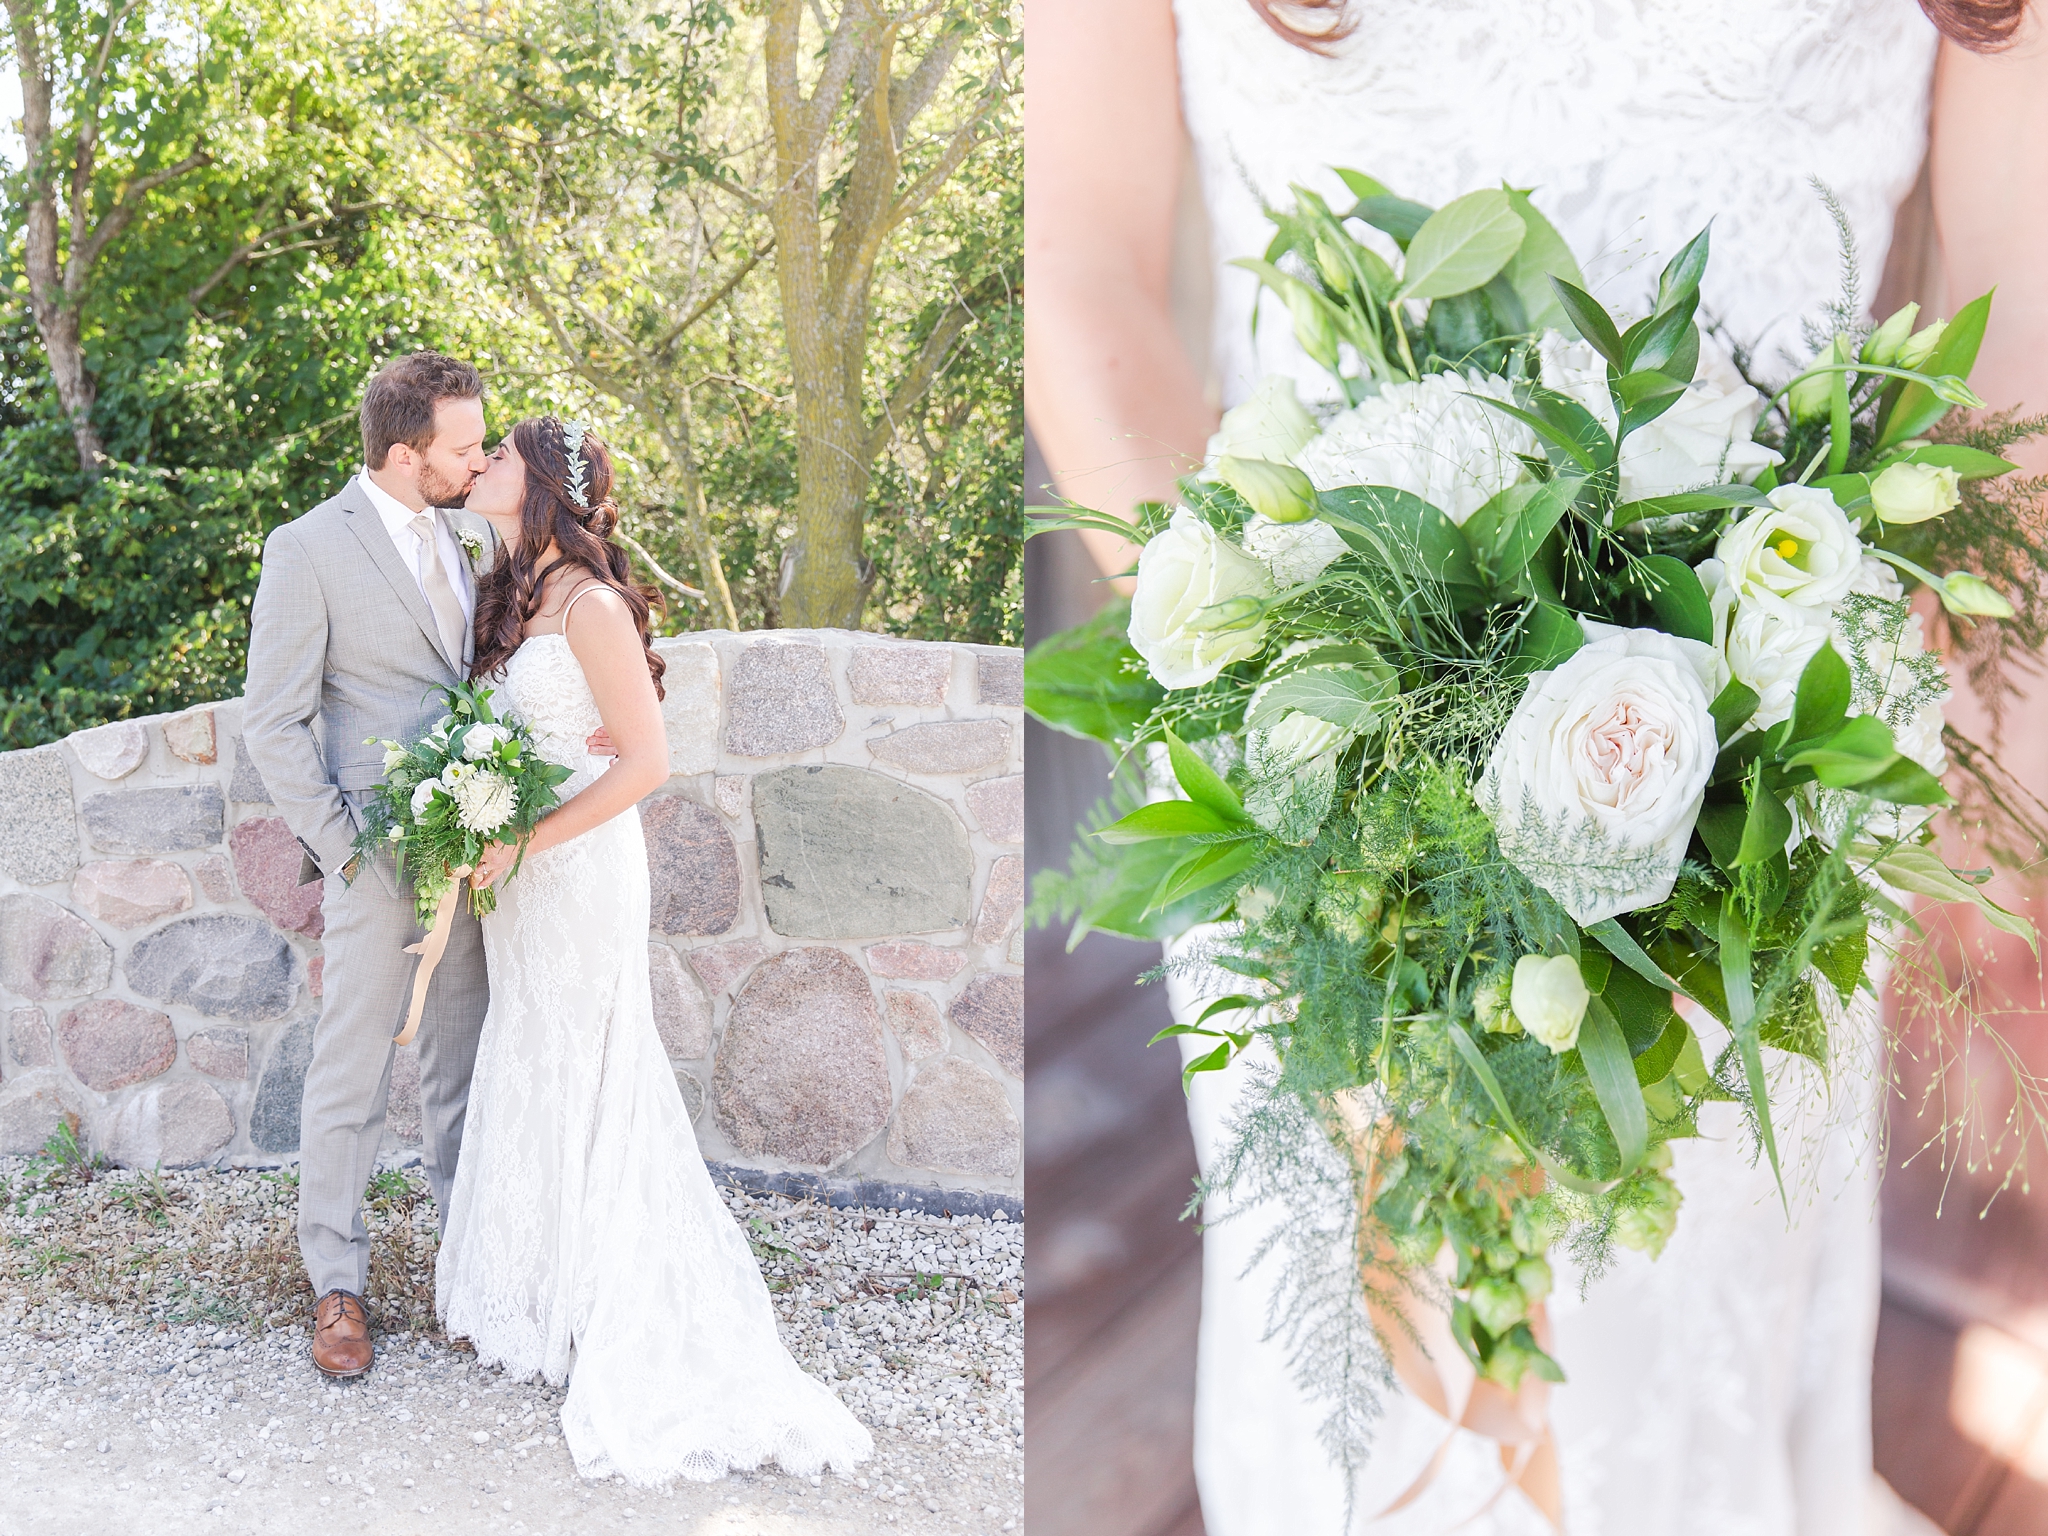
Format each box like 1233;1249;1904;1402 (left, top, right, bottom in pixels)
394;865;472;1047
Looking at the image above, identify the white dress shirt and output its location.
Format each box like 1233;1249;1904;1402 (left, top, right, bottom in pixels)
357;468;476;621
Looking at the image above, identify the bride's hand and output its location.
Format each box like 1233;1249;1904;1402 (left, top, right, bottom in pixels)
470;840;520;891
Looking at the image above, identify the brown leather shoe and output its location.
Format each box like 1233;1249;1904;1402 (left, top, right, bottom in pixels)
311;1290;373;1379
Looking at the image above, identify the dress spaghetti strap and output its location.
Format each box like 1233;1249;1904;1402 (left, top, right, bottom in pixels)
557;580;614;636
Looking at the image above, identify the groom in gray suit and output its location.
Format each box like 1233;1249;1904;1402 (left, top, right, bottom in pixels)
243;352;499;1379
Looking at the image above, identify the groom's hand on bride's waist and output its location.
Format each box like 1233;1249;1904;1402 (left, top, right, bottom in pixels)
586;727;617;757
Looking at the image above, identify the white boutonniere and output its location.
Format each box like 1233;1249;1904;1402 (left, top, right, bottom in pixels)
457;528;486;565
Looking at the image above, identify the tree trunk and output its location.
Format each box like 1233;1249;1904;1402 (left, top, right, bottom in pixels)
777;323;876;629
28;295;106;475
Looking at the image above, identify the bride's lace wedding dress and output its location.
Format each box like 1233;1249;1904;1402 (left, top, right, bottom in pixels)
1168;1;1943;1532
434;633;874;1484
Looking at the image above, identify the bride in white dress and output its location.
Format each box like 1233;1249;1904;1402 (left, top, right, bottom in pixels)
433;416;873;1484
1028;2;2048;1532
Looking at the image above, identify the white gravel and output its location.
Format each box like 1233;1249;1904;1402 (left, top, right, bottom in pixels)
0;1158;1023;1534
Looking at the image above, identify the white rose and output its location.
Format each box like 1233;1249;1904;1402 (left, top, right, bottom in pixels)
1204;375;1320;468
1242;514;1349;588
409;777;446;820
1697;558;1832;731
1712;483;1864;610
1538;330;1782;502
1511;954;1590;1054
1481;626;1719;925
1869;461;1962;526
1128;508;1274;689
462;723;511;761
1254;712;1348;773
1292;370;1534;526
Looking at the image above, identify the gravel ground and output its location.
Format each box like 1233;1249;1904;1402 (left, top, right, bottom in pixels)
0;1155;1022;1534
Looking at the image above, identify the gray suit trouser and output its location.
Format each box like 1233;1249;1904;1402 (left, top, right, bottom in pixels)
300;825;488;1299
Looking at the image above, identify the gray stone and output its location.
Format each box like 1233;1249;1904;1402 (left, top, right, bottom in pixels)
950;973;1023;1077
966;775;1024;844
193;854;235;903
713;948;891;1169
688;939;768;997
848;646;952;706
386;1041;422;1144
67;720;149;780
0;893;114;1000
724;643;843;756
0;1075;83;1157
228;736;272;805
7;1006;52;1070
186;1029;250;1081
674;1069;705;1122
650;943;714;1059
643;796;742;937
974;855;1024;945
250;1017;315;1153
713;775;748;819
867;720;1013;776
81;785;224;854
863;941;969;981
0;747;80;886
974;649;1024;706
883;991;948;1060
127;914;296;1022
754;766;973;939
101;1080;234;1169
56;999;177;1091
888;1057;1020;1177
162;709;217;765
71;859;194;929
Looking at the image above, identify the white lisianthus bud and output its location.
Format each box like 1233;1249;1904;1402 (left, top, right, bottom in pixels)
382;743;408;773
1940;572;2016;619
1206;375;1320;466
1898;318;1948;369
1861;303;1919;366
1473;974;1519;1035
1869;461;1962;525
1511;955;1590;1054
386;824;404;841
1258;711;1348;771
1215;456;1317;524
1128;509;1275;689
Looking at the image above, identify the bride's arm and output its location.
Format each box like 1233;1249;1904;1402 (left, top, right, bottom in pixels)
1026;0;1217;581
1928;27;2048;472
473;589;668;885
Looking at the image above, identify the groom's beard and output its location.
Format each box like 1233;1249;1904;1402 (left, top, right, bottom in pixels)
418;463;475;508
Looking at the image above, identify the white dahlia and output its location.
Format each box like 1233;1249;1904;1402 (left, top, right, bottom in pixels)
1292;370;1535;526
450;769;517;835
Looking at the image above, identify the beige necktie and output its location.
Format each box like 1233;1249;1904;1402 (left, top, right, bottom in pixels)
409;512;467;666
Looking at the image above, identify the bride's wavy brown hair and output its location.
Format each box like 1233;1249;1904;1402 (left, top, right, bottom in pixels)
469;416;667;699
1250;0;2022;52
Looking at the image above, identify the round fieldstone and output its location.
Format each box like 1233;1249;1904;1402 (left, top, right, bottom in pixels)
0;1075;83;1157
674;1069;706;1122
688;940;767;996
67;720;149;781
724;643;844;756
713;948;891;1169
974;855;1024;945
162;709;217;765
887;1057;1020;1177
654;638;722;776
126;914;296;1022
186;1028;250;1081
848;645;953;706
649;943;714;1059
0;893;114;1001
227;736;272;805
713;775;748;819
81;785;225;854
7;1006;53;1070
864;941;969;981
949;973;1023;1078
72;859;194;929
228;816;325;937
883;991;948;1060
56;999;177;1092
193;853;235;904
643;796;741;937
974;649;1023;706
250;1017;316;1153
966;775;1023;844
386;1041;422;1145
101;1080;234;1169
867;720;1013;776
0;747;81;886
753;766;973;939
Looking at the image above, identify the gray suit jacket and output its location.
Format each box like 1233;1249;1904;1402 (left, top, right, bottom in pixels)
243;476;499;881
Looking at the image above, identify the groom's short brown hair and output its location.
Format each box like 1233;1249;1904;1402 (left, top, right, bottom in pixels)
360;352;484;469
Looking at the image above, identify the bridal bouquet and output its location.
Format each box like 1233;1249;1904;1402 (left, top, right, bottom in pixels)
355;680;572;921
1029;176;2048;1466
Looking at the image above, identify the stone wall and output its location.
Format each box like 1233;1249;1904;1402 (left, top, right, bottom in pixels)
0;629;1023;1199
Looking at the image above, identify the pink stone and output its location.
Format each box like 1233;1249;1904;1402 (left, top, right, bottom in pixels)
228;817;325;937
162;710;217;765
863;941;969;981
307;955;324;998
67;720;148;781
71;859;194;929
102;1079;233;1168
867;720;1012;776
847;645;952;706
950;973;1022;1077
883;991;948;1060
966;775;1023;844
688;939;767;996
7;1007;52;1070
973;855;1023;945
55;999;177;1092
650;943;714;1058
193;854;234;903
186;1029;249;1081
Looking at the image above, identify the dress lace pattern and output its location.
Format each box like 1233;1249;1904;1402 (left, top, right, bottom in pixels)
1168;4;1938;1532
433;635;874;1485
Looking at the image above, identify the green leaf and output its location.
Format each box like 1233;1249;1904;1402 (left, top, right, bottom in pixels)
1150;840;1264;915
1877;290;1994;448
1396;190;1527;301
1786;642;1850;749
1502;189;1587;332
1860;756;1951;807
1709;679;1760;745
1588;917;1698;1004
1884;443;2019;480
1333;168;1394;202
1246;663;1398;732
1549;279;1626;369
1736;789;1793;868
1348;193;1434;249
1164;729;1249;826
1814;920;1870;1004
1464;474;1584;586
1717;902;1786;1208
1446;1024;1618;1196
1024;603;1165;745
1577;996;1649;1178
1073;835;1238;941
1093;799;1238;844
1785;714;1898;787
1622;290;1700;376
1181;1040;1233;1093
1512;600;1585;675
1610;484;1770;529
1808;472;1871;513
1613;367;1692;440
1317;485;1485;595
1696;799;1747;871
1473;393;1601;472
1193;994;1262;1028
1828;362;1853;477
1633;1015;1690;1087
1868;845;2037;950
1653;224;1713;315
1637;555;1715;644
